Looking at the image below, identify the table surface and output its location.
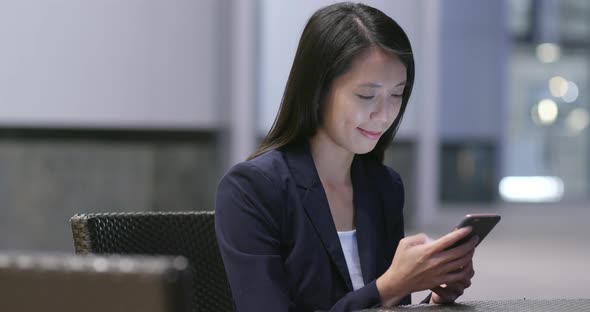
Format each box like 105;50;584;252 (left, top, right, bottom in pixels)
359;299;590;311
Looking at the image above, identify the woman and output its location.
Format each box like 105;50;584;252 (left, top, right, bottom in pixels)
215;2;478;311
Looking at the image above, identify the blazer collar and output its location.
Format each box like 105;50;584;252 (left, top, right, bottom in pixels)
282;142;379;290
281;142;321;189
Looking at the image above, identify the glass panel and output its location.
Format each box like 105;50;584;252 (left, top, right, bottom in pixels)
504;0;590;203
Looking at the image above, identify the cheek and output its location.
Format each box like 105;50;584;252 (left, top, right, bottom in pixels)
344;107;366;127
389;102;403;122
329;98;365;129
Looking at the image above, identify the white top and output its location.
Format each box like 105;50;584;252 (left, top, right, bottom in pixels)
337;229;365;291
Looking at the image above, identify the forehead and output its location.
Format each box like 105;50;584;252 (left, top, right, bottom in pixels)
338;48;407;86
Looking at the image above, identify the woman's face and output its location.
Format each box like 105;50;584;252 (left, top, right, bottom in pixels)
320;48;407;155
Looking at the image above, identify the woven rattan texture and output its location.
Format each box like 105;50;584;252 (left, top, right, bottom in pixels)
70;211;233;312
361;299;590;311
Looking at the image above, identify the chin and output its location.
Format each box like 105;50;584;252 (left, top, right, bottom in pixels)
350;142;378;155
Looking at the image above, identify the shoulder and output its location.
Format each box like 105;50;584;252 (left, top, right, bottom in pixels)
383;165;403;188
382;164;404;199
222;149;287;187
362;156;403;188
215;150;288;232
216;149;288;204
244;149;288;179
362;158;405;208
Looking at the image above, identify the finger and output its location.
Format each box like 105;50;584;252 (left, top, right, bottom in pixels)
401;233;431;247
461;259;475;279
464;261;475;284
431;285;459;304
441;261;474;292
431;285;453;302
444;264;474;285
437;282;466;298
439;251;473;274
447;274;472;291
437;235;478;263
429;227;472;253
461;278;472;289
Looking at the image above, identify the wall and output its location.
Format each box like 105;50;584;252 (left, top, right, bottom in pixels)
0;0;223;129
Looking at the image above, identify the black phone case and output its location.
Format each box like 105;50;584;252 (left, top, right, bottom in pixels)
447;215;501;250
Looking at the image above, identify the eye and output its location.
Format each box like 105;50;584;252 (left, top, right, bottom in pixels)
356;94;374;100
391;94;403;98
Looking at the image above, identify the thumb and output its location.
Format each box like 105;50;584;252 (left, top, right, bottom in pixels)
431;285;456;304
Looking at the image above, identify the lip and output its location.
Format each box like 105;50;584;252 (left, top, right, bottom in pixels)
357;127;383;140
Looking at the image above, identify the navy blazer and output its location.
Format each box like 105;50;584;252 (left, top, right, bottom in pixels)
215;142;414;311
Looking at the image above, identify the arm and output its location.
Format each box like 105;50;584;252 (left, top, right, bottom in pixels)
389;170;432;305
380;168;435;306
378;167;411;307
215;163;291;311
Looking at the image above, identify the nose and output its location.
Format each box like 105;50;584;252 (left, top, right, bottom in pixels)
370;99;388;123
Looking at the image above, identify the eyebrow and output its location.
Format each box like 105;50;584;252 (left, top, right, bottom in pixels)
358;81;406;88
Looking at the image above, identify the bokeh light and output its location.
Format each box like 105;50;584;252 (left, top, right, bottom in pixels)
536;43;561;63
562;81;579;103
566;108;589;133
549;76;568;97
532;99;559;125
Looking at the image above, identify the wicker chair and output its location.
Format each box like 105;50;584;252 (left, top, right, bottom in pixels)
70;211;234;312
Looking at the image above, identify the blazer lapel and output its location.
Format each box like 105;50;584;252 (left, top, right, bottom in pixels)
351;156;378;284
304;185;354;290
283;143;353;291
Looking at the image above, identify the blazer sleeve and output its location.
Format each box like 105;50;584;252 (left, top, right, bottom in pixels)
215;162;291;311
382;167;411;306
385;167;433;306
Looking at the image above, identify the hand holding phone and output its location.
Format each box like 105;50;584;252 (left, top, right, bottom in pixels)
446;214;501;250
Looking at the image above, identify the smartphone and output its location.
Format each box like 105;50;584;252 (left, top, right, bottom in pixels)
446;214;501;250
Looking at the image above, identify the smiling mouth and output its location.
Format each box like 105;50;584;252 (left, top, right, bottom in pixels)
357;127;383;140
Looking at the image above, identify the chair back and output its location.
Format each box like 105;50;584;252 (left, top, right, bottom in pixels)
70;211;234;312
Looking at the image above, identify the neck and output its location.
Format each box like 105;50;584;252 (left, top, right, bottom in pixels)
309;130;354;186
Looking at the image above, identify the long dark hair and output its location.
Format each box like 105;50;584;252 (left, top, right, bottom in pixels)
249;2;414;162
